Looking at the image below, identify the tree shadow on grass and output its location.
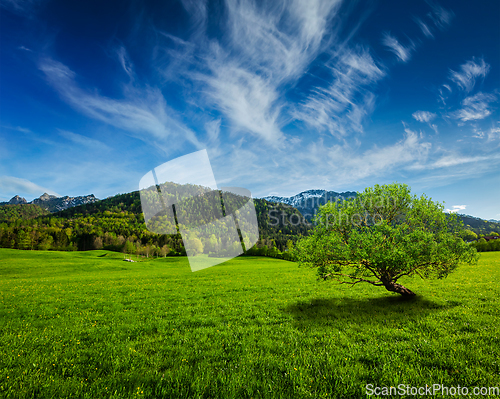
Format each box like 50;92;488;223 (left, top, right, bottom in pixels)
283;295;461;328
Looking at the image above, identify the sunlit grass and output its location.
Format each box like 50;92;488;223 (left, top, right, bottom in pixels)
0;249;499;398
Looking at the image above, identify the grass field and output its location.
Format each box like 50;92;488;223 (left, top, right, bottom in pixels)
0;249;499;398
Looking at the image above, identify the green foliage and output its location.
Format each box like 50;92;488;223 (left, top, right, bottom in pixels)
471;238;500;252
0;204;49;222
0;187;308;257
293;183;479;296
462;229;478;241
0;249;499;398
459;215;500;235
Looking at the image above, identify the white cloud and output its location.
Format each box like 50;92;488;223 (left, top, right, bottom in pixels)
450;92;497;122
116;46;134;80
293;46;385;137
204;118;223;157
487;127;500;142
414;17;433;38
280;128;432;187
0;176;60;198
13;126;32;133
180;0;207;37
472;127;485;139
329;129;431;181
199;54;284;143
449;58;490;93
382;32;414;63
154;31;198;82
189;0;344;144
428;3;454;30
210;125;434;198
446;205;466;213
205;119;221;144
412;111;436;123
58;130;109;150
153;0;388;146
412;152;500;170
39;58;202;151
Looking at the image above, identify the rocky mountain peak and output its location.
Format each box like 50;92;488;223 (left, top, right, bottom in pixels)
1;192;99;212
8;195;28;205
262;189;357;221
37;193;58;201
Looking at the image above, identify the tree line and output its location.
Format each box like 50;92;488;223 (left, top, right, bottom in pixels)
0;189;308;258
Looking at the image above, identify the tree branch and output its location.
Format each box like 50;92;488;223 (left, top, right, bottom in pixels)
319;272;384;286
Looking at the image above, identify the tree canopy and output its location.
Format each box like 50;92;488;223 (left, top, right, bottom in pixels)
293;183;478;297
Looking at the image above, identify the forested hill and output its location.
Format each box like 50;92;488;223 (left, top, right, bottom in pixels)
459;214;500;235
0;188;309;254
0;204;50;223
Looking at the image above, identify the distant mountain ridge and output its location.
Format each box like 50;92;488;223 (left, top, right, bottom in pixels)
262;189;357;220
1;193;99;212
0;185;308;253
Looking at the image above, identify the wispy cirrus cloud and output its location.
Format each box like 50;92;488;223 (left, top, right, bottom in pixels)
116;46;134;81
448;57;490;93
473;126;500;142
325;128;431;182
411;151;500;170
58;130;110;150
428;2;454;30
199;53;284;143
265;127;432;191
381;32;414;63
412;111;436;123
434;57;498;128
212;126;433;197
488;127;500;142
190;0;344;144
293;46;385;137
39;58;202;151
450;92;497;122
0;176;60;198
414;17;434;38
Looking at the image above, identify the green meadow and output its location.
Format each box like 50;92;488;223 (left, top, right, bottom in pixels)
0;249;499;398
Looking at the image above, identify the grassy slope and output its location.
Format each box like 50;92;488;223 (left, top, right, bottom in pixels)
0;250;499;398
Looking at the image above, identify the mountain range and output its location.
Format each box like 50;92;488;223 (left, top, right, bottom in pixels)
2;188;499;237
0;193;99;212
263;189;357;221
0;185;307;253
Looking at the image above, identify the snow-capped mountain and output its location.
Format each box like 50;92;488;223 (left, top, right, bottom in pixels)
1;193;99;212
262;189;356;219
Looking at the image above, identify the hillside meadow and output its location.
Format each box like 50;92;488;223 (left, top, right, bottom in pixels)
0;249;499;398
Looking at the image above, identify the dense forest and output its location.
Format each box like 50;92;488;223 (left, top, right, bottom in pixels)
0;204;50;222
0;187;309;258
458;214;500;236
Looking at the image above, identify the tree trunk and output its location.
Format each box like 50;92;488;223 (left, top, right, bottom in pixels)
383;281;416;297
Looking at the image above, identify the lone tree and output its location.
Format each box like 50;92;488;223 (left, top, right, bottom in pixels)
293;183;478;297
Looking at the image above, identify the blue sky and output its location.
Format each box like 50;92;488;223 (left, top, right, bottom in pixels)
1;0;499;219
